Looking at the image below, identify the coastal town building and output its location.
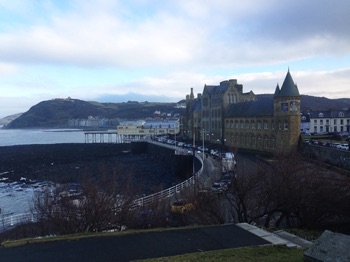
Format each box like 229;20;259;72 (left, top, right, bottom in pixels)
184;70;301;154
302;110;350;134
117;120;179;137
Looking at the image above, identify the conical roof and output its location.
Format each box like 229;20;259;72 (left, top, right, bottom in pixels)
274;84;280;97
279;70;300;97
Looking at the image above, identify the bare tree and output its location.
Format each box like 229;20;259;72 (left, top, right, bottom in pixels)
34;166;138;235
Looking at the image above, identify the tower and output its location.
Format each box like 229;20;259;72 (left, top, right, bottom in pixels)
274;70;301;154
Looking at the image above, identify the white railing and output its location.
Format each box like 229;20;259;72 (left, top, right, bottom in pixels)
0;213;39;232
0;150;204;232
131;156;203;209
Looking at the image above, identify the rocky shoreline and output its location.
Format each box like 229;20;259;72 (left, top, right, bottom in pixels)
0;143;181;195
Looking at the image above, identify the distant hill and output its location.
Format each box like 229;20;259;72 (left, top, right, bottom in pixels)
5;95;349;129
0;113;22;126
5;98;184;128
257;94;350;111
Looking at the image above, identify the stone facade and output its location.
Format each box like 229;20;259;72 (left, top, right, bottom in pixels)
185;70;301;154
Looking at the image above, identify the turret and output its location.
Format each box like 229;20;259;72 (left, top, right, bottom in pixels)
274;70;301;154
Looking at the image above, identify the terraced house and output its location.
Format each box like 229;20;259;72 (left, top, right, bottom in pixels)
185;70;301;154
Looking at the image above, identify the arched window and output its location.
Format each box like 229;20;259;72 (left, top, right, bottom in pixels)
257;135;262;148
251;134;255;147
319;113;324;118
245;134;250;146
264;135;268;148
271;136;276;149
339;112;344;117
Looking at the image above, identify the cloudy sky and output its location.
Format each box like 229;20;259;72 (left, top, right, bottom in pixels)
0;0;349;117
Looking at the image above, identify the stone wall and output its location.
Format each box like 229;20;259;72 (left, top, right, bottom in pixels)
301;143;350;171
131;142;200;179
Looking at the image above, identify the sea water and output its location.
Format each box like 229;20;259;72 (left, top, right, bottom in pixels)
0;128;85;146
0;129;85;219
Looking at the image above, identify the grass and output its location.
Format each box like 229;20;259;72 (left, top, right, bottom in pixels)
137;245;304;262
1;225;199;248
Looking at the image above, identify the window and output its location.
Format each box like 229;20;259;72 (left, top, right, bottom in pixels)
257;121;262;130
257;135;262;148
271;136;276;149
339;112;344;117
263;120;268;130
271;120;274;130
252;135;256;148
240;121;244;129
264;136;268;148
251;120;255;129
235;120;239;129
245;120;250;129
284;120;289;130
319;113;324;118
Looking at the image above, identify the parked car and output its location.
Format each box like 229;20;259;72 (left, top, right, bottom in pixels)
171;199;194;214
338;144;349;150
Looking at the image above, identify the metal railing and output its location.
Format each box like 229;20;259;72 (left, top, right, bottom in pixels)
0;213;39;232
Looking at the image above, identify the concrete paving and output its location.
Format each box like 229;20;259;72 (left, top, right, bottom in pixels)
237;223;313;249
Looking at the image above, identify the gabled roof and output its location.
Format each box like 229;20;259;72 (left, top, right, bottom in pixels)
278;70;300;97
193;99;202;112
203;85;216;96
203;80;238;97
225;96;274;118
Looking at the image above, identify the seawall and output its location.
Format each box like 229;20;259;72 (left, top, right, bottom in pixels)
0;142;199;189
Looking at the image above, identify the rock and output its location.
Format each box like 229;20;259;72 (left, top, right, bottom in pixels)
304;230;350;262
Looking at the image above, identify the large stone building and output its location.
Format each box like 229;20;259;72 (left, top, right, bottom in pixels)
184;70;301;154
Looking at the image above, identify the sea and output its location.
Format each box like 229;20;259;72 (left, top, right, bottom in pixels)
0;128;86;218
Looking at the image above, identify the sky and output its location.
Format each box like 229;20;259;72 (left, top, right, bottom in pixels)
0;0;349;118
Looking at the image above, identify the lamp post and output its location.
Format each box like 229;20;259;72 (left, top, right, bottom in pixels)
202;128;205;161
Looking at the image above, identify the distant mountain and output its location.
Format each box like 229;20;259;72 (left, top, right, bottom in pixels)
6;98;184;129
0;113;22;126
257;94;350;111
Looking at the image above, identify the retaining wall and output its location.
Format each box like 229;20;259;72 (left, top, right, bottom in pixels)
301;143;350;171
